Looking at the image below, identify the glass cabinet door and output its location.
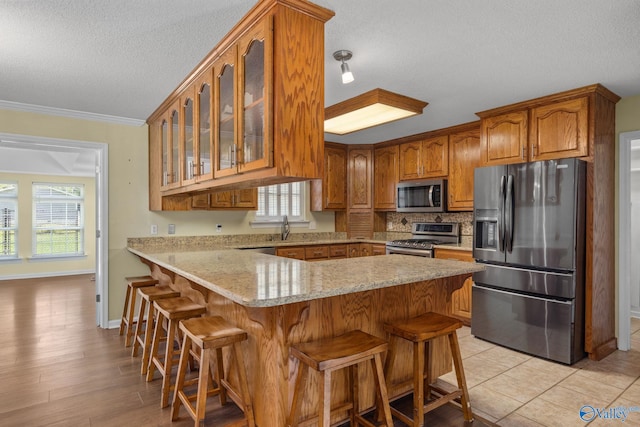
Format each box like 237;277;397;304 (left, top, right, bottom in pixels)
161;118;169;188
214;46;237;178
182;94;195;183
238;17;272;172
170;108;180;186
197;75;213;181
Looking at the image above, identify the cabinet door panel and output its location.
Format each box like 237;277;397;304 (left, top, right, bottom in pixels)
214;47;238;178
374;145;398;210
196;73;214;181
398;141;422;181
325;146;347;209
234;189;257;209
238;17;272;173
530;97;588;160
448;129;480;211
182;92;196;184
348;149;373;210
481;111;527;165
422;136;449;177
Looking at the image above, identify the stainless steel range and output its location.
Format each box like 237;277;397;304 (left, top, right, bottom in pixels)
386;222;460;257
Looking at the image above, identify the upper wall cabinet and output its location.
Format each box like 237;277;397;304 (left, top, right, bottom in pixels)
310;142;347;211
448;127;480;211
148;0;334;211
476;85;616;167
398;136;448;181
373;144;399;210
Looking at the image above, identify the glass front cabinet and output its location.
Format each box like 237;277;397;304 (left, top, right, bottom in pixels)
147;0;333;211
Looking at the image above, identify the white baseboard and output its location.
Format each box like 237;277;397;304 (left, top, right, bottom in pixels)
108;319;121;329
0;270;95;281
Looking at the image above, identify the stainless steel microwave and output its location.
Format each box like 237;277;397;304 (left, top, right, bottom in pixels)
396;179;447;212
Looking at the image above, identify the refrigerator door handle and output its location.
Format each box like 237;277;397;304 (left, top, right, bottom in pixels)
505;174;515;252
499;175;506;252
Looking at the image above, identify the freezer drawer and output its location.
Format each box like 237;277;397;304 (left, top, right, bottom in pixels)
471;284;585;364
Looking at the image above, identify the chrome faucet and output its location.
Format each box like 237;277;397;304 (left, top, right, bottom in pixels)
281;215;290;241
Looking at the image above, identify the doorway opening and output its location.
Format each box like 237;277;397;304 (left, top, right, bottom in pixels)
0;132;108;328
618;130;640;351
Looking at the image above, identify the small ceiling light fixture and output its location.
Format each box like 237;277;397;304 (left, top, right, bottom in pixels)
324;88;428;135
333;50;354;84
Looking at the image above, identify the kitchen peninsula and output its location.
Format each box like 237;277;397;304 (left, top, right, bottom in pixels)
127;243;483;425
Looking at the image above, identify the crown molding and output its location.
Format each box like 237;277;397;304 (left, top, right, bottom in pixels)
0;100;145;127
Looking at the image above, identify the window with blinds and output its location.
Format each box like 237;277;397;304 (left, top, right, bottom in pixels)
0;182;18;259
256;182;304;221
32;183;85;257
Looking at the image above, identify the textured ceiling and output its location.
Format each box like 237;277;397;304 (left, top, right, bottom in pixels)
1;0;639;146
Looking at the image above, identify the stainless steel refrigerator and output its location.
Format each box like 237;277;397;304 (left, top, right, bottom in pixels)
471;158;586;364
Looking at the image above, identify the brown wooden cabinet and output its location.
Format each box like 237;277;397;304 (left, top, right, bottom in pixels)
371;243;386;256
398;136;448;181
434;248;473;325
373;145;399;210
310;142;347;211
479;110;528;165
448;128;481;211
276;242;383;260
478;95;590;166
530;97;589;161
191;189;257;210
148;0;334;210
275;246;305;260
348;147;373;210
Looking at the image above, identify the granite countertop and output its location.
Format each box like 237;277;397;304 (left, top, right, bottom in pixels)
127;246;483;308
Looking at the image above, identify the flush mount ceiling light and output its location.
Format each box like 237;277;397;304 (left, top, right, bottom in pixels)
324;88;428;135
333;50;354;84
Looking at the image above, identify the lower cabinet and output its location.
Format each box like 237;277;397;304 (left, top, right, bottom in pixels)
434;248;473;325
276;242;384;260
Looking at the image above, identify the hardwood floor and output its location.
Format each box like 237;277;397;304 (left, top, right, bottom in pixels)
0;275;489;426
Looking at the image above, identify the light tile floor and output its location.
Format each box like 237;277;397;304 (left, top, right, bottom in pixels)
439;318;640;426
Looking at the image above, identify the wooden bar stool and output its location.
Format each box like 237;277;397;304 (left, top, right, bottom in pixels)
383;312;473;427
171;316;256;427
288;330;394;427
147;296;206;408
131;285;180;375
119;275;158;347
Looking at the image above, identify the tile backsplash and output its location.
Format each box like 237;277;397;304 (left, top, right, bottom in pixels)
386;212;473;236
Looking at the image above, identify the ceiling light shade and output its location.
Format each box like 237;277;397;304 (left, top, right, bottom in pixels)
333;50;354;84
324;88;428;135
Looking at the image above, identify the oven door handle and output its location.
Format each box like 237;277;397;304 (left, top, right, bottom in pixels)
386;246;433;257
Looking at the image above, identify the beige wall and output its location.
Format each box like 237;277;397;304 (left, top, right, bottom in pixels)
0;108;335;323
0;172;96;277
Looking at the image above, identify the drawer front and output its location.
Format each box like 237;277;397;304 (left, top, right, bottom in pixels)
329;244;348;258
276;247;306;260
305;246;330;260
434;248;473;262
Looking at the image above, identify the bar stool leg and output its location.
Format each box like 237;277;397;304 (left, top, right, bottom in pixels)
146;313;165;382
372;353;394;426
195;341;211;423
172;333;192;422
131;297;147;358
119;286;131;336
160;318;179;408
319;370;331;427
232;341;256;427
141;301;157;375
449;332;473;421
413;341;425;427
349;364;358;426
288;361;308;427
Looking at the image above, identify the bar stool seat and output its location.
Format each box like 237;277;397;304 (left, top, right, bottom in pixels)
131;285;180;375
119;276;158;347
288;330;394;427
147;296;206;408
172;316;256;427
383;312;473;427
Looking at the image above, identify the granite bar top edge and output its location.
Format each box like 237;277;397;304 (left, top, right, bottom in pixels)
127;246;484;308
